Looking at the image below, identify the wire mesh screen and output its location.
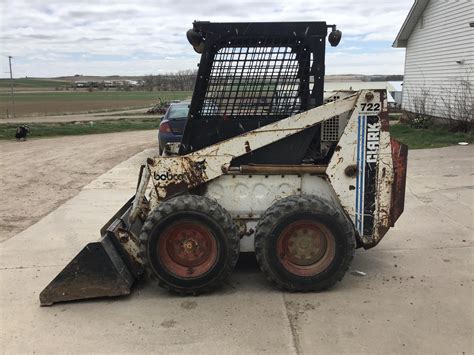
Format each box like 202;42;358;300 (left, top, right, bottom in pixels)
321;116;340;141
199;40;307;118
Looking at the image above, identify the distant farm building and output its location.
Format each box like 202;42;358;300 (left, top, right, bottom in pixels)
73;80;141;89
393;0;473;122
74;81;89;88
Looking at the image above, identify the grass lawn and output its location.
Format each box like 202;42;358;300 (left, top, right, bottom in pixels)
0;117;160;140
390;123;473;149
0;90;192;117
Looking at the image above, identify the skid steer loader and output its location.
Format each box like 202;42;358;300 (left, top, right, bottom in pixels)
40;21;407;305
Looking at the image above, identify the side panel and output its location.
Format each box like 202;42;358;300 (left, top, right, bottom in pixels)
204;174;338;252
326;90;397;248
205;174;301;218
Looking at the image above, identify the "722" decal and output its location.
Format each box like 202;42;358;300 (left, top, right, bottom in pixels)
360;103;380;112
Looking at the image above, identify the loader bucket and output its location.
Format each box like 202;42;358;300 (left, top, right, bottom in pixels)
40;196;145;306
39;235;134;306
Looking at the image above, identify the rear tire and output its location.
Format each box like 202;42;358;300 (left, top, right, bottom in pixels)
140;195;239;295
254;195;355;292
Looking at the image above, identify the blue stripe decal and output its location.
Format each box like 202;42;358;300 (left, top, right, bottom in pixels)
355;116;361;230
359;115;366;235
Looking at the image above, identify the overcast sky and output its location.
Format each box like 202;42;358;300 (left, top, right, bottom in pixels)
0;0;413;78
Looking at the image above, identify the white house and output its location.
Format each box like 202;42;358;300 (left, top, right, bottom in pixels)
393;0;473;122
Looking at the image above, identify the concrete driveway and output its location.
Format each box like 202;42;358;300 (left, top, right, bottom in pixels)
1;145;472;354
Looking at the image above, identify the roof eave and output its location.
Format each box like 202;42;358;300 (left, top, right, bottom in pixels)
392;0;430;48
393;39;408;48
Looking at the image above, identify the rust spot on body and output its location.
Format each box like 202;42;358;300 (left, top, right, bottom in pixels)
163;180;189;199
390;138;408;226
154;156;209;200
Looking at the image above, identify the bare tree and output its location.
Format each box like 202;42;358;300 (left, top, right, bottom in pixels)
438;67;473;132
143;75;155;91
402;82;436;128
141;70;197;92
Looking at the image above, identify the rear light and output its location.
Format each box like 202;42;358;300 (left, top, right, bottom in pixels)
159;122;172;133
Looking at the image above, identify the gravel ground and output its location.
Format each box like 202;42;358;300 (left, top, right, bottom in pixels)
0;130;156;241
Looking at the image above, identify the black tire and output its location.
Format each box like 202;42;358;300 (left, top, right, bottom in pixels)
254;194;355;292
139;195;239;295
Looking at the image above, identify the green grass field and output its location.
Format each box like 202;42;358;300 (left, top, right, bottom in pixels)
0;78;70;89
0;117;160;140
390;123;473;149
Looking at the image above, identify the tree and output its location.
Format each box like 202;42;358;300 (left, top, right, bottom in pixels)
438;68;473;132
403;83;435;128
143;75;155;91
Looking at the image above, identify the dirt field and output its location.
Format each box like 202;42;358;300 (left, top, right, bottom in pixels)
0;130;156;241
0;91;191;118
0;107;152;124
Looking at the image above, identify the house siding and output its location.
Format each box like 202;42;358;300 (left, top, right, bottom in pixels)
402;0;474;120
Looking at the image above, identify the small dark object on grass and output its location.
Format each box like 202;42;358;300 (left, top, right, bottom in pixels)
15;125;30;141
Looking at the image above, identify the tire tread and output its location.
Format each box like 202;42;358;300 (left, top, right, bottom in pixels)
254;194;355;292
140;195;239;295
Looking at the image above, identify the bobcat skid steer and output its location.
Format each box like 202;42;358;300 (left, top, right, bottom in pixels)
40;21;407;305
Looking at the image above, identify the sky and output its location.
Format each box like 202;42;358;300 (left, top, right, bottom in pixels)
0;0;413;78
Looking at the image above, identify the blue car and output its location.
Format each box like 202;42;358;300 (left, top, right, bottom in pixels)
158;102;190;155
158;100;219;154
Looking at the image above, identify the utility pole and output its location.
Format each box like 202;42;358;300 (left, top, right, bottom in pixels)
8;56;16;118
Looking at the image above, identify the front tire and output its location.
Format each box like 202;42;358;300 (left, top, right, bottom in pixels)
254;195;355;292
140;195;239;295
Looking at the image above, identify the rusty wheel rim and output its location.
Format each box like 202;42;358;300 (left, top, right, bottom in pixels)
158;220;218;278
276;220;336;277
